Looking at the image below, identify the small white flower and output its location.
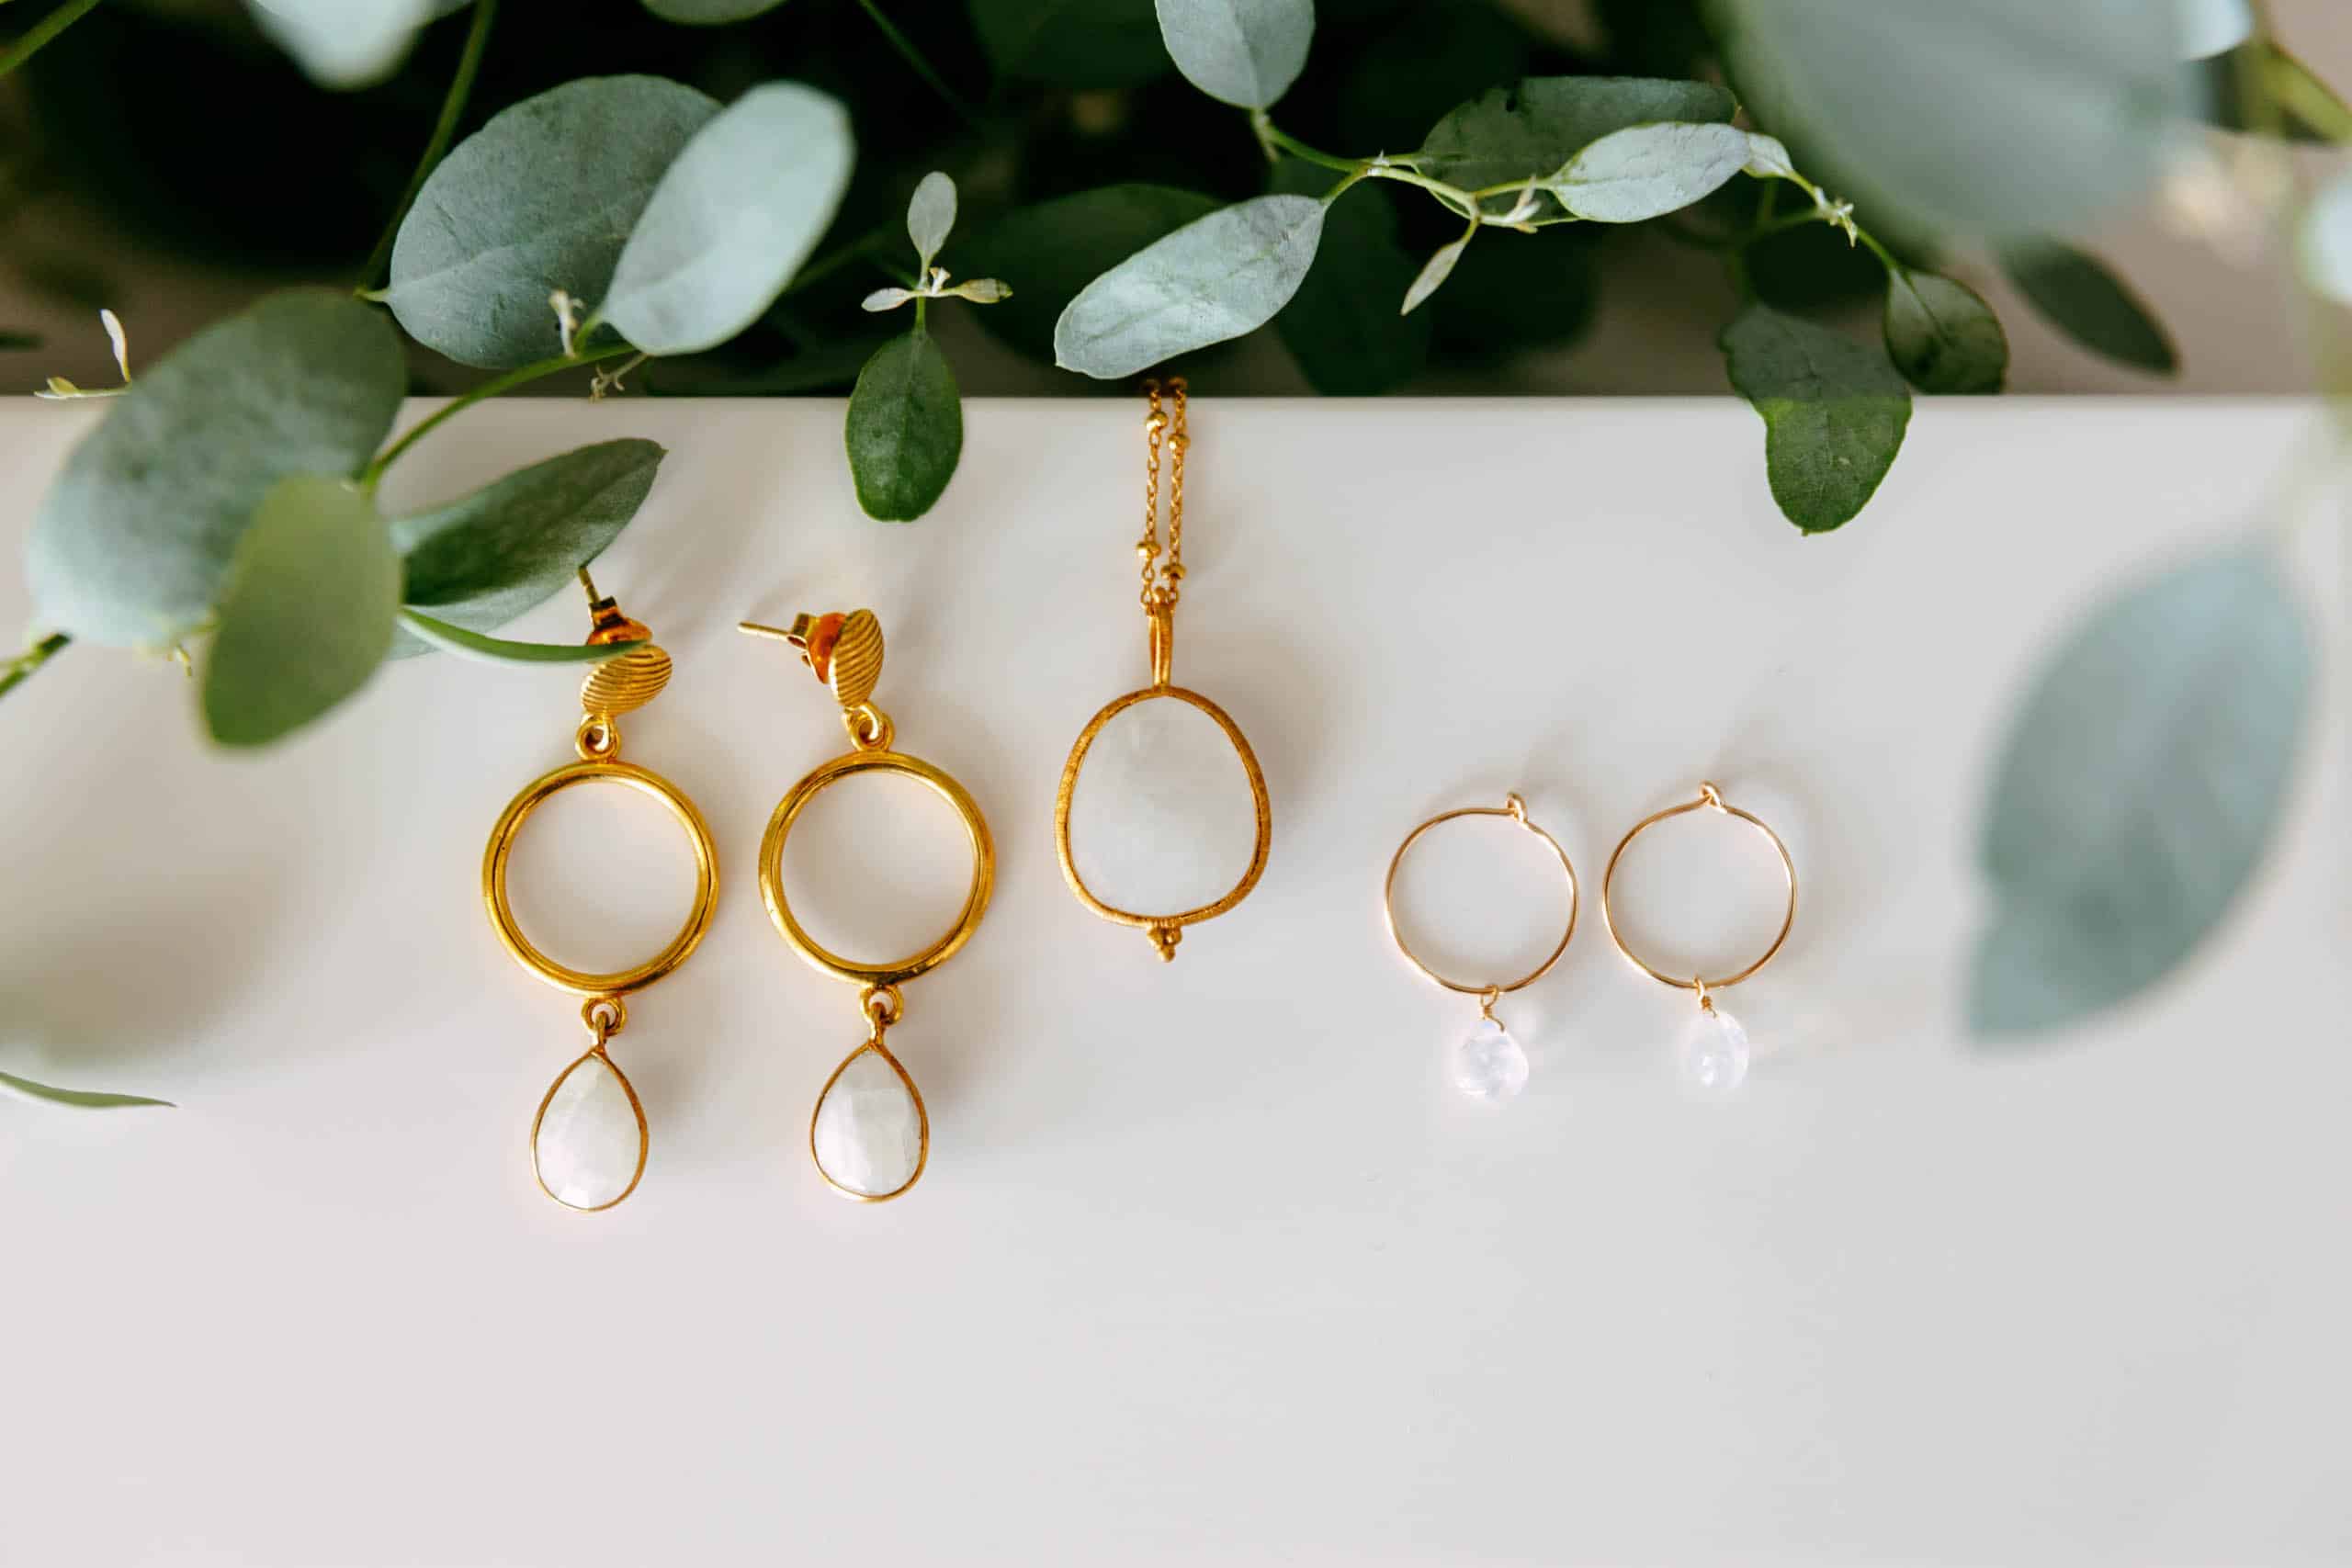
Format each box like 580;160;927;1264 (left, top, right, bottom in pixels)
1813;188;1860;246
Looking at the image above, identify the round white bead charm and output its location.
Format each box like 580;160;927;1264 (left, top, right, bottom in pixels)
1452;1017;1530;1100
1679;1005;1751;1095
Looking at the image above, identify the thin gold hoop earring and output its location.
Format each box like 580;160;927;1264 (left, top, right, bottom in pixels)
741;609;993;1202
1054;377;1272;963
1600;781;1796;1095
482;573;718;1213
1382;793;1578;1100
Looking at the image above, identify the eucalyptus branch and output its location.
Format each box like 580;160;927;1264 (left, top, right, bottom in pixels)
358;343;635;489
0;631;68;703
0;0;105;82
853;0;978;129
356;0;499;295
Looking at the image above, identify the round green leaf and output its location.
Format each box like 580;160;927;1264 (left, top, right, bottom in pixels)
1155;0;1313;109
1270;162;1430;394
1996;242;2177;374
961;185;1218;363
846;330;963;522
1055;194;1325;378
1883;270;2008;394
1709;0;2190;237
388;439;665;658
201;476;401;748
642;0;787;21
1413;76;1735;217
247;0;427;88
1971;549;2312;1038
602;82;855;357
386;76;721;368
969;0;1170;87
398;610;645;664
28;290;405;649
1719;303;1912;533
1545;120;1753;222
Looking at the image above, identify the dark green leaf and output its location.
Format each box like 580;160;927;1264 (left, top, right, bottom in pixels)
2193;41;2352;142
846;329;963;522
1156;0;1314;109
1430;231;1599;363
0;1068;173;1110
1883;269;2007;394
387;439;664;658
201;476;401;747
1971;549;2312;1038
1596;0;1711;77
960;184;1218;363
1271;161;1430;393
642;0;787;22
1997;242;2177;374
1413;76;1736;216
1056;194;1325;378
1718;303;1911;533
386;76;721;367
968;0;1169;87
28;290;404;648
1332;0;1542;156
398;609;645;663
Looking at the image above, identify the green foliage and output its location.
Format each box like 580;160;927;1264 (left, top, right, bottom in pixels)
243;0;429;89
397;610;645;662
0;1067;173;1110
641;0;787;23
1057;194;1325;377
1545;121;1753;222
1718;304;1911;533
1883;270;2007;394
969;0;1169;87
1971;550;2312;1037
28;291;405;647
1271;162;1430;393
2197;40;2352;142
1998;243;2177;374
961;186;1219;363
1155;0;1315;110
1413;77;1735;217
201;476;401;747
848;330;963;521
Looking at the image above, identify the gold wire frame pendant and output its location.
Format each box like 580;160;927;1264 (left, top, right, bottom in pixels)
1053;377;1272;962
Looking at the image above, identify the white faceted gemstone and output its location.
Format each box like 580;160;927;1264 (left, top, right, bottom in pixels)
1067;694;1260;915
534;1052;645;1211
1452;1018;1530;1100
812;1048;924;1198
1680;1006;1751;1095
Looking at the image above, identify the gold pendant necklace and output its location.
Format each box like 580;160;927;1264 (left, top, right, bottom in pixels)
1053;378;1272;962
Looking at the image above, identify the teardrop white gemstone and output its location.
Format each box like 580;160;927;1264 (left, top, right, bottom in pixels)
533;1051;646;1211
1680;1006;1751;1095
1067;694;1261;914
812;1047;925;1199
1452;1017;1529;1100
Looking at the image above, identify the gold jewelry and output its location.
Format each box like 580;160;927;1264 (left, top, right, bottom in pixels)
1054;377;1272;962
1381;793;1578;1100
741;609;992;1201
1600;781;1796;1093
482;573;717;1212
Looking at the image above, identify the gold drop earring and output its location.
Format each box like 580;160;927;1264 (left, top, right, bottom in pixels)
1382;794;1579;1100
740;610;993;1201
1601;782;1797;1094
1054;377;1272;962
481;573;718;1212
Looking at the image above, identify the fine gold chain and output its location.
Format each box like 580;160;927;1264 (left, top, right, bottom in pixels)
1137;377;1187;614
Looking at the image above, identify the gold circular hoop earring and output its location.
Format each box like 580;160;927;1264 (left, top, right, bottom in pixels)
1054;378;1272;964
1382;793;1578;1100
740;609;993;1202
1600;781;1796;1095
481;573;718;1213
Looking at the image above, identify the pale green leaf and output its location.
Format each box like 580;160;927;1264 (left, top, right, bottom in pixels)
1155;0;1313;109
1719;304;1912;532
1883;270;2008;393
961;184;1218;362
603;82;855;356
0;1068;173;1110
2299;170;2352;305
28;290;404;648
642;0;786;21
1971;549;2311;1037
1997;242;2177;373
908;171;956;271
201;477;401;747
246;0;427;88
1401;232;1471;315
1546;120;1752;222
846;329;963;522
2176;0;2251;58
387;76;721;367
1055;194;1324;378
398;610;645;663
1413;76;1736;217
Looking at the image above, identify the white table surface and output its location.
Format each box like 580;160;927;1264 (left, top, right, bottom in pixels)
1;396;2345;1567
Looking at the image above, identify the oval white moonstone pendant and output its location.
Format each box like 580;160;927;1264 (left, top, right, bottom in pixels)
1066;694;1263;915
533;1049;648;1212
810;1044;927;1200
1680;1006;1751;1095
1452;1017;1530;1100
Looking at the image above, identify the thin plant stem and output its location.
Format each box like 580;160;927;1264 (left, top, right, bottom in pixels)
356;0;500;294
0;0;105;80
854;0;978;129
0;631;68;703
359;344;634;489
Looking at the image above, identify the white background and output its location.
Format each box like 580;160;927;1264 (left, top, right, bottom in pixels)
1;398;2346;1566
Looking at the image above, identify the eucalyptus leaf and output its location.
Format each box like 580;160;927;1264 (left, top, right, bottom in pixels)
2196;40;2352;142
2301;169;2352;305
1154;0;1313;109
1708;0;2190;237
2175;0;2251;59
641;0;788;21
246;0;427;89
398;610;645;663
969;0;1170;87
1719;304;1911;533
1055;194;1324;378
961;185;1218;363
1997;242;2177;374
1414;76;1735;216
388;440;665;658
201;476;401;747
603;83;854;356
1546;120;1753;222
386;76;721;367
846;329;963;522
1270;160;1430;393
1971;549;2311;1038
28;290;404;649
908;172;956;272
1401;232;1471;315
0;1068;173;1110
1883;270;2007;393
